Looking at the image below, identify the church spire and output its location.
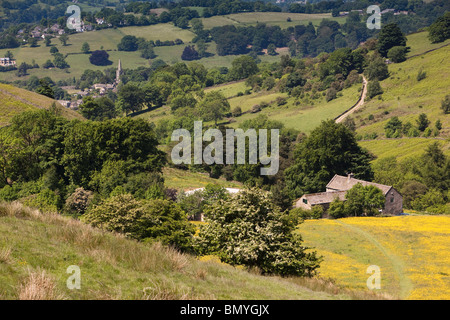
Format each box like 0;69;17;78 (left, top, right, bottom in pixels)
116;59;123;84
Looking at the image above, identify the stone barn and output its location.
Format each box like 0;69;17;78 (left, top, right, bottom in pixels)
295;174;403;216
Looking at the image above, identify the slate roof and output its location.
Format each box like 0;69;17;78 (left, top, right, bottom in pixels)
301;191;347;205
326;174;392;195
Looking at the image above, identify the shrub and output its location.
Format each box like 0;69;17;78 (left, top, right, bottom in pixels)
325;87;337;102
416;70;427;81
367;80;383;99
195;188;321;277
276;96;287;106
81;194;195;252
251;104;261;113
387;46;409;63
441;95;450;114
231;106;242;117
64;187;94;216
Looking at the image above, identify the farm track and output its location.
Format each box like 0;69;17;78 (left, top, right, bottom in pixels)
335;220;413;299
335;75;368;123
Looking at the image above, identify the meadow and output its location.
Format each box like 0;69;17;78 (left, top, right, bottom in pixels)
296;215;450;300
201;12;345;29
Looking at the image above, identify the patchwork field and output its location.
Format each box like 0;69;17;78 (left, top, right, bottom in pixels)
296;215;450;300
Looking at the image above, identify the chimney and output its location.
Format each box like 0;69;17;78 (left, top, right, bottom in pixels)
347;173;354;181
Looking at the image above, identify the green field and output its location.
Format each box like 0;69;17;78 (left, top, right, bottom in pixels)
163;167;242;191
0;24;196;82
0;201;381;300
201;12;345;29
405;31;450;57
226;82;363;132
359;138;450;165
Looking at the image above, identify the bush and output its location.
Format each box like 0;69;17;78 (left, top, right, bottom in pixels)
325;87;337;102
231;106;242;117
290;206;323;220
64;187;94;216
276;96;287;106
387;46;409;63
81;194;195;252
441;95;450;114
416;70;427;81
195;188;321;277
367;80;383;99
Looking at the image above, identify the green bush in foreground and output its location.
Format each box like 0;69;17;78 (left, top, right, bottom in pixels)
195;188;321;277
81;194;195;252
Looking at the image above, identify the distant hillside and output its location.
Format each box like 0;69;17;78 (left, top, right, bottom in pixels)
354;43;450;139
0;201;386;300
0;83;84;126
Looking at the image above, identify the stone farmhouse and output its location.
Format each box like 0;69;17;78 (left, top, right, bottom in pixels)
295;174;403;216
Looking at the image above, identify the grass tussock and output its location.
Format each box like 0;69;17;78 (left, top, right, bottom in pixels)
17;269;65;300
0;246;12;263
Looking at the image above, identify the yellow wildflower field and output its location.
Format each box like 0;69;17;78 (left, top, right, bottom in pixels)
297;215;450;300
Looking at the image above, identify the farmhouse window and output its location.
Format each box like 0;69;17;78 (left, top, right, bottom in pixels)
303;199;308;204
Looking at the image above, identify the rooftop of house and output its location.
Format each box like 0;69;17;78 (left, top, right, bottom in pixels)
326;174;392;195
300;191;347;205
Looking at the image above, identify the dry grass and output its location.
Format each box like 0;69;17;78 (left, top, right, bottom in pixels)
0;201;392;300
290;276;396;300
0;246;12;263
17;269;65;300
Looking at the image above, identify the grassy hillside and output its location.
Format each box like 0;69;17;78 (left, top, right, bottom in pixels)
296;215;450;300
162;167;242;191
354;43;450;139
0;83;84;126
359;138;450;165
0;201;386;300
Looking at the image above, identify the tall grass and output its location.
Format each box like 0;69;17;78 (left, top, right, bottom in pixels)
0;201;390;300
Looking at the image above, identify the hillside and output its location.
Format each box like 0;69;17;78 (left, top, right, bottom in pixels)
0;201;384;300
353;44;450;139
0;83;84;127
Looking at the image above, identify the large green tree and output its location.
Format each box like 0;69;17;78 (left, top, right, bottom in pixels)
377;23;406;57
195;188;321;276
196;91;230;126
284;120;374;198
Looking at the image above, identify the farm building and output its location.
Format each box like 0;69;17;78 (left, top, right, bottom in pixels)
295;174;403;216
